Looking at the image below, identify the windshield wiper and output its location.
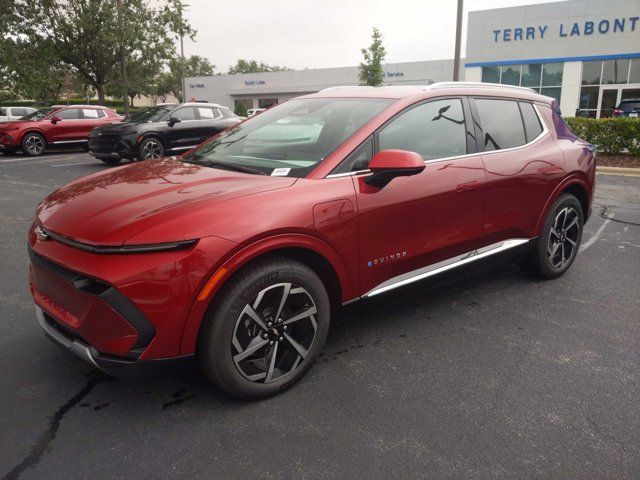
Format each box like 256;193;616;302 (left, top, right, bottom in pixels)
184;159;267;176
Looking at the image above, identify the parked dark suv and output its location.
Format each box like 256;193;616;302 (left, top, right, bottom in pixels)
88;102;241;164
613;98;640;117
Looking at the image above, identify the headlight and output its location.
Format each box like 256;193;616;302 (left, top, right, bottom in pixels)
37;226;196;254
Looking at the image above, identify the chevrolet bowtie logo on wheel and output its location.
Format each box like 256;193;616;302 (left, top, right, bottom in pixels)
36;226;50;241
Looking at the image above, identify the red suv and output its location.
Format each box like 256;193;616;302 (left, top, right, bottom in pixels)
28;84;596;398
0;105;120;156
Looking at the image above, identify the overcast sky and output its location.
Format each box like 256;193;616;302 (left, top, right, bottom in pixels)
182;0;558;72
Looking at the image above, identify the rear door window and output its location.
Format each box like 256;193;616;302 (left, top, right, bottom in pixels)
196;107;221;119
81;109;100;119
474;99;526;151
12;108;27;117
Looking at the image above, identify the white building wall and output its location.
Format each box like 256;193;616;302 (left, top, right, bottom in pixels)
560;62;583;115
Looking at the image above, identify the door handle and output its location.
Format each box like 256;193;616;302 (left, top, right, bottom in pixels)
456;181;479;192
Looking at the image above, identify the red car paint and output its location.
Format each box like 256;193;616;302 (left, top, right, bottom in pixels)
28;85;595;368
0;105;119;153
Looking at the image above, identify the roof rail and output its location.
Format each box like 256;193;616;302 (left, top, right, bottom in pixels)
428;82;537;93
320;85;374;92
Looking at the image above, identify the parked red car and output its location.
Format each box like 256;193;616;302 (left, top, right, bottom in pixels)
0;105;120;156
28;83;596;398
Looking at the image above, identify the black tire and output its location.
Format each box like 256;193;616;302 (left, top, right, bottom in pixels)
21;132;47;156
98;157;122;165
198;257;330;400
522;193;584;279
137;137;164;160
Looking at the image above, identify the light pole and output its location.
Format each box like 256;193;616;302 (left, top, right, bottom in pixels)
452;0;464;81
180;32;186;103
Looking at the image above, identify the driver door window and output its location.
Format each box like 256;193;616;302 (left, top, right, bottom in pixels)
378;98;467;160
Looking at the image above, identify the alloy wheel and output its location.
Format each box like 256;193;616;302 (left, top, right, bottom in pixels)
142;140;163;159
232;283;318;383
25;135;44;155
548;206;581;269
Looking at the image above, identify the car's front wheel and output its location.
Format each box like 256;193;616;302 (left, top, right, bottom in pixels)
138;137;164;160
522;193;584;279
198;257;330;399
21;133;47;156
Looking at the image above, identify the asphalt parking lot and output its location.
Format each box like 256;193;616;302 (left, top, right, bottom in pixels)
1;151;639;479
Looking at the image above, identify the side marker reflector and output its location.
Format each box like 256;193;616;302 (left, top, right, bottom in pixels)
197;267;228;301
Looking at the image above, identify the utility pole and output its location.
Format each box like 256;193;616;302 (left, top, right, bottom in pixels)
116;0;129;115
180;32;186;103
452;0;464;81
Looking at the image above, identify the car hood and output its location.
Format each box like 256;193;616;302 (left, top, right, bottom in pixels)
0;120;33;131
90;121;150;135
36;158;297;246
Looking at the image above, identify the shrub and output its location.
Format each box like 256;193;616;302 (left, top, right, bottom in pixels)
565;117;640;156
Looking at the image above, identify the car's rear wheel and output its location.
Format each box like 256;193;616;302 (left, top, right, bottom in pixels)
138;137;164;160
522;193;584;279
21;133;46;156
198;257;330;399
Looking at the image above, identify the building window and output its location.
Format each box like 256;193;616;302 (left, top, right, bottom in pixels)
481;66;499;83
480;62;562;102
577;59;637;117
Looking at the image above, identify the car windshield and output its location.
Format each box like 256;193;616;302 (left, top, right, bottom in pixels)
181;97;392;177
22;107;57;121
127;106;174;123
620;100;640;110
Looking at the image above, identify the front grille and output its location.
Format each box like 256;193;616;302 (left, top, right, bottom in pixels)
29;248;81;282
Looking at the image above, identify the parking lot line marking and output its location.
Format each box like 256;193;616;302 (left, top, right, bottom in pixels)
51;162;96;167
0;154;88;164
580;213;614;253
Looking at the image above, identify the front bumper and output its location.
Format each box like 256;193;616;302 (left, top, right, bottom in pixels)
88;132;137;159
36;305;195;376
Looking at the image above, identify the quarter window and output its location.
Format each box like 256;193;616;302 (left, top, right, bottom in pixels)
378;98;467;161
519;102;543;142
475;99;526;151
197;107;221;119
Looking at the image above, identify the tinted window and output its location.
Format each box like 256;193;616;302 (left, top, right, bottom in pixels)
173;107;196;121
520;102;543;142
378;98;467;161
581;61;602;85
12;108;27;117
475;99;525;151
129;106;173;122
56;109;80;120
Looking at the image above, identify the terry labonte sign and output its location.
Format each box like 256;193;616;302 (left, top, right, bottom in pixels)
492;16;639;43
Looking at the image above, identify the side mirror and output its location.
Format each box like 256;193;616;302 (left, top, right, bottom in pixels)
365;150;425;188
168;117;181;126
50;116;62;124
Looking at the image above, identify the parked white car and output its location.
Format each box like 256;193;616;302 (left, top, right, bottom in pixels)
0;106;37;122
247;108;266;117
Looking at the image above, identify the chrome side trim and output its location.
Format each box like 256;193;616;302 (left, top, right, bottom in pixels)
171;145;199;151
35;305;104;371
364;239;530;298
50;140;88;144
325;101;549;179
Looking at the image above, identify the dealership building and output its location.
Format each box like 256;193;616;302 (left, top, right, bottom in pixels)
186;0;640;118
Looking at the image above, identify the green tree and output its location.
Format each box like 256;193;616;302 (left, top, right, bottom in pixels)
359;27;387;86
234;101;248;117
6;0;194;105
166;55;216;102
227;59;289;75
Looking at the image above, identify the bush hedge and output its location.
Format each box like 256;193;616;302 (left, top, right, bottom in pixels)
564;117;640;156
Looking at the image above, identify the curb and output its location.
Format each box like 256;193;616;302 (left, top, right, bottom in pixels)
596;166;640;177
